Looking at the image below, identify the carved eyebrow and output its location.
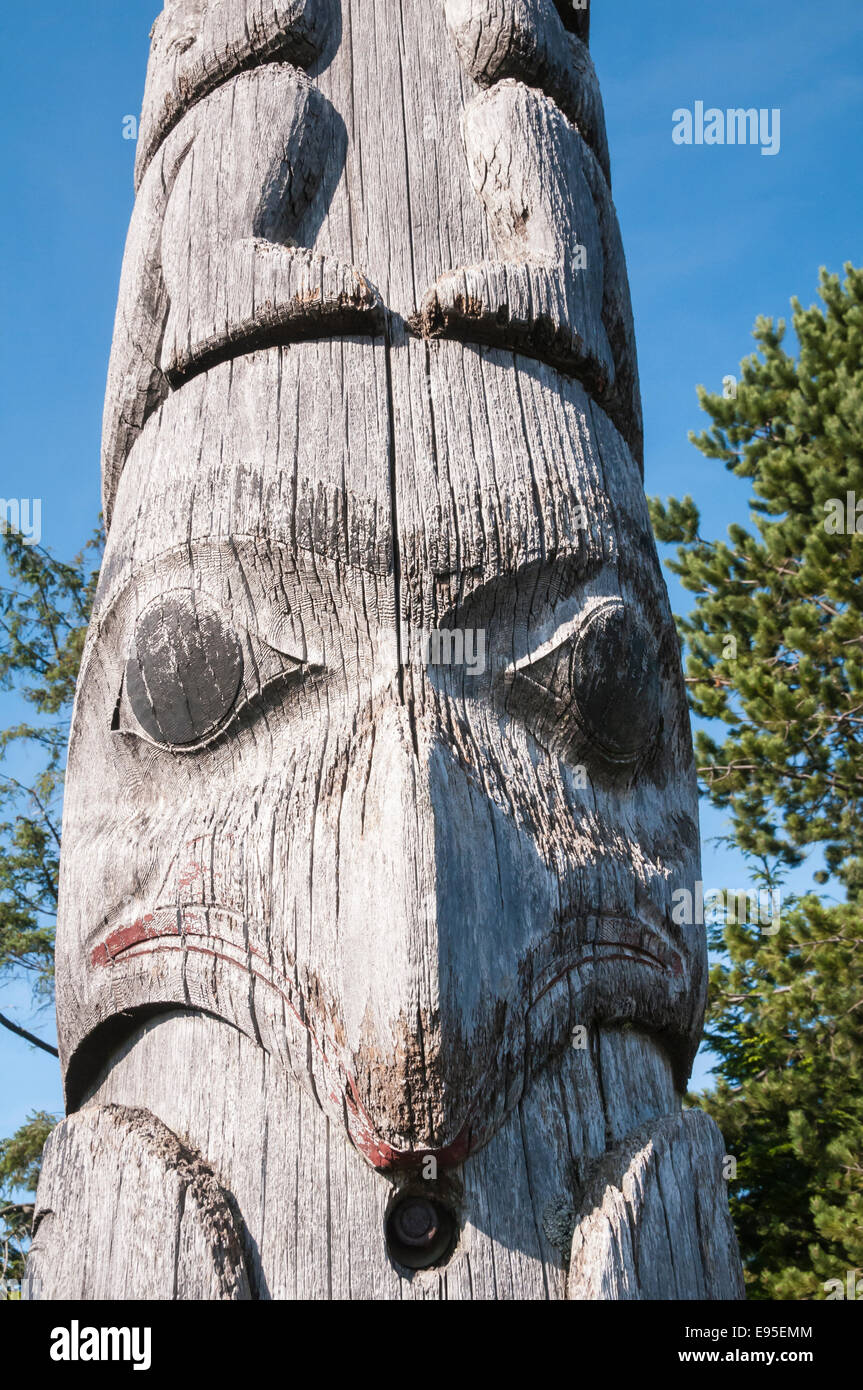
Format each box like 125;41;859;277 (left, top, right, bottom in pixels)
93;536;337;660
432;552;607;632
503;592;650;680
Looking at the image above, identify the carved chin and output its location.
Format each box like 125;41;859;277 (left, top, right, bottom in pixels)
80;905;700;1167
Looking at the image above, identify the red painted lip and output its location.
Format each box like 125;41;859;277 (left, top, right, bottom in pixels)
89;905;685;1169
90;913;170;967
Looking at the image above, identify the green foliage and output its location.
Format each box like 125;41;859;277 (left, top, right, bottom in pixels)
649;264;863;892
653;264;863;1298
0;1111;57;1293
0;526;102;1008
0;524;102;1296
698;899;863;1299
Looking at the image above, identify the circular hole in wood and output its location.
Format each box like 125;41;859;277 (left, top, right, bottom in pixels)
385;1193;457;1271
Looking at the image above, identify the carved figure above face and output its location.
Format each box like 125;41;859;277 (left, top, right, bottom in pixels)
136;0;335;184
422;0;641;463
101;2;380;528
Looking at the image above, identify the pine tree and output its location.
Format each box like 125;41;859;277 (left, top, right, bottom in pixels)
650;264;863;1299
0;1112;56;1293
0;525;102;1295
700;897;862;1299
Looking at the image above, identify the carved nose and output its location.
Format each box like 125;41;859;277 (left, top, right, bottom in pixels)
334;703;551;1156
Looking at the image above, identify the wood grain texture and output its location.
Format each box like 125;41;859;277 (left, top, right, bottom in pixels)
102;64;382;524
135;0;333;185
443;0;610;178
568;1110;746;1301
417;82;616;395
423;0;642;461
26;1104;251;1301
76;1010;690;1299
30;0;743;1300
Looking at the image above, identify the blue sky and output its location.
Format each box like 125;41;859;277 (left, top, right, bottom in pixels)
1;0;861;1134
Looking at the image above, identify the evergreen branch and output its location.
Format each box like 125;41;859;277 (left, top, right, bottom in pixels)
0;1012;58;1057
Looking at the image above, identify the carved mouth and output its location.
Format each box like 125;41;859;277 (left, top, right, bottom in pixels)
528;915;686;1005
88;902;686;1166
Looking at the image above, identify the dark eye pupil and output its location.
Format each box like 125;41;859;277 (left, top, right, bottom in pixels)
126;592;243;747
572;602;661;759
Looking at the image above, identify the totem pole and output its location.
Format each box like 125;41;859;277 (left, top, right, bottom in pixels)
27;0;744;1299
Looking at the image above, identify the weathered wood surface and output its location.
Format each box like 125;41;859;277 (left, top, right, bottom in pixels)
29;0;743;1299
568;1110;745;1301
37;1014;719;1300
26;1104;251;1301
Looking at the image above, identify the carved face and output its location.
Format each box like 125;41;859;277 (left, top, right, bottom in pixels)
58;337;705;1168
64;0;704;1170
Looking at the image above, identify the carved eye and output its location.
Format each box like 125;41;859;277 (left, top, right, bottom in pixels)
506;598;661;767
569;600;661;761
114;590;312;751
122;592;243;747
